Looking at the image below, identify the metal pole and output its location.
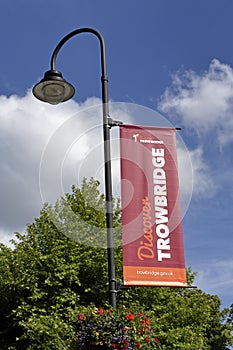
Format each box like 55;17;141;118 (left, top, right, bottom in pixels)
50;28;117;307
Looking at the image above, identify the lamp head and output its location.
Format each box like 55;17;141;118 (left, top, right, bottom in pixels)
32;70;75;104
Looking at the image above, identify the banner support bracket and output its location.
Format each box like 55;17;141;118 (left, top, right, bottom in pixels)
107;118;123;128
110;279;131;293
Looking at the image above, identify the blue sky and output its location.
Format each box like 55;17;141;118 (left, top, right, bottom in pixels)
1;0;233;310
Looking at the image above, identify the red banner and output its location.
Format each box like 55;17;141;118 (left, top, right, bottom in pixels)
120;125;187;287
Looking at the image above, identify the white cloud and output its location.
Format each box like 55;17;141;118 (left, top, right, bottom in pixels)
177;141;217;205
157;59;233;203
0;92;136;244
0;93;104;240
195;258;233;308
159;59;233;146
0;228;16;247
189;147;217;198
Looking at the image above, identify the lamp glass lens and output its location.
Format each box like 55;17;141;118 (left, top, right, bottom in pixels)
42;83;65;104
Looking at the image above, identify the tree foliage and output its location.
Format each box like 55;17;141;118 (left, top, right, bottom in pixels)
0;178;232;349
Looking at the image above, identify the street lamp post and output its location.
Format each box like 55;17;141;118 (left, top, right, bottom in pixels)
32;28;118;308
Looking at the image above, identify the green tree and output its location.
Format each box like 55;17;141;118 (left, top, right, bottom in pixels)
0;178;232;349
227;303;233;326
117;280;233;349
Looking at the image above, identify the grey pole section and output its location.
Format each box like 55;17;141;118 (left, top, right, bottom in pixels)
33;28;117;307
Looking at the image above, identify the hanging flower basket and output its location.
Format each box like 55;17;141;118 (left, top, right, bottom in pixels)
74;306;160;349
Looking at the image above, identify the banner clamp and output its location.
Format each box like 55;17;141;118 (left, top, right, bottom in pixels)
110;279;131;293
106;117;123;128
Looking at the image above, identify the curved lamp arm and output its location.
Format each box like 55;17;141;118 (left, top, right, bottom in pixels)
51;28;109;110
33;28;110;124
51;29;107;82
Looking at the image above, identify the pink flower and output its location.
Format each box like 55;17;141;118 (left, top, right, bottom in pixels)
78;313;85;320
